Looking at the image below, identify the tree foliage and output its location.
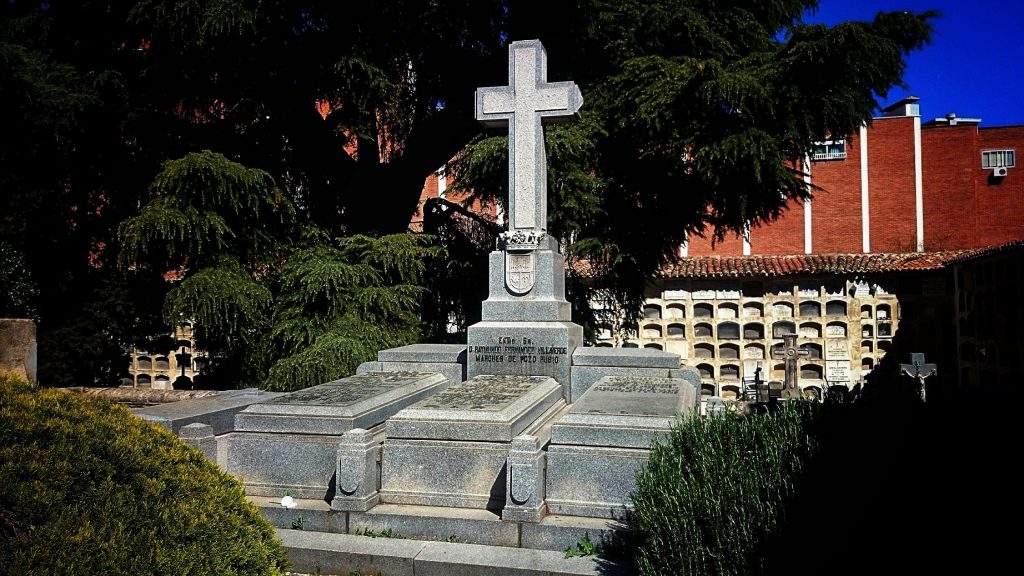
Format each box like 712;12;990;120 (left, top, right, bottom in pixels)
454;0;935;333
0;375;287;575
118;151;435;390
1;1;933;383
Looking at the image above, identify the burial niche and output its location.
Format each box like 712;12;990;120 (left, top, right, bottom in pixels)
701;384;716;396
825;322;847;338
643;304;662;319
697;364;715;379
136;356;152;371
772;321;796;338
826;300;848;316
800;343;823;359
719;344;740;359
800;364;824;379
743;302;764;318
694;343;715;358
773;302;794;317
720;364;740;380
718;322;740;339
799;301;822;317
693;303;714;318
718;303;739;319
876;303;891;320
743;323;765;339
799;322;822;338
136;374;152;387
644;343;663;350
665;304;685;319
643;324;663;338
861;304;873;318
694;322;714;337
155;356;170;371
743;343;765;359
667;323;686;337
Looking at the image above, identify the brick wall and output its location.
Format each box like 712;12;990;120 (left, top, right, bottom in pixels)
868;117;917;252
807;131;864;253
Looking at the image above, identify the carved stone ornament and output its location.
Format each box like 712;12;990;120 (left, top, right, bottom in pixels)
505;251;536;295
498;229;546;252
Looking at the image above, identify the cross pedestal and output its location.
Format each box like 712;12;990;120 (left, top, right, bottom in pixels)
466;40;584;395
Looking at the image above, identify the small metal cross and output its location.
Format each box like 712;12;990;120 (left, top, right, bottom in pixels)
901;353;937;401
771;334;810;399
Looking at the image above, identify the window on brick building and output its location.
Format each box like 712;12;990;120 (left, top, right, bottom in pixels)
981;149;1015;168
812;140;847;161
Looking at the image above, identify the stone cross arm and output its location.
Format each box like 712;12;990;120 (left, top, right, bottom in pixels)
474;40;583;233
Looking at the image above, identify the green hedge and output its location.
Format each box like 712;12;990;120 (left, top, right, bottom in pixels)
631;403;818;576
0;376;287;575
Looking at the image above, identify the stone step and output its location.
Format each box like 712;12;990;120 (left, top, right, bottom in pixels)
253;496;623;552
277;528;631;575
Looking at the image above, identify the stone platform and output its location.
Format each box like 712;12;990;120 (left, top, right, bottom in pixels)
221;371;448;498
546;375;697;519
380;374;566;510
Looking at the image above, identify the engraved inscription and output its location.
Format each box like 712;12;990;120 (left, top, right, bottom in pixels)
468;336;567;367
420;375;548;411
593;377;681;395
265;372;431;406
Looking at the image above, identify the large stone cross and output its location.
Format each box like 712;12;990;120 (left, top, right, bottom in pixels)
475;40;582;238
772;334;810;399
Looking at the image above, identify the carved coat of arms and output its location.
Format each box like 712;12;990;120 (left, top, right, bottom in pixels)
505;252;536;295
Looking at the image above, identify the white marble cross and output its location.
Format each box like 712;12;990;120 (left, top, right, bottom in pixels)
475;40;582;235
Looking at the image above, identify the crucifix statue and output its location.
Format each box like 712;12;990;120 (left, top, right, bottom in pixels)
475;40;582;295
900;352;937;402
771;334;810;400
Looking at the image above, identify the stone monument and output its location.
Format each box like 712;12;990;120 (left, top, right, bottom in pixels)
467;39;584;392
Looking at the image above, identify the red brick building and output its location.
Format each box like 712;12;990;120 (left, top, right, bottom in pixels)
685;97;1024;257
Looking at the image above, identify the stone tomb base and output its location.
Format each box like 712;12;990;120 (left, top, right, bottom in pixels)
380;375;566;511
546;376;697;519
221;371;447;498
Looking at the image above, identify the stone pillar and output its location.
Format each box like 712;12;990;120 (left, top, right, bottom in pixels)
332;428;381;512
0;319;37;383
178;423;217;462
502;434;546;523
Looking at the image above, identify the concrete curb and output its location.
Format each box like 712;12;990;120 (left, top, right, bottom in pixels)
278;528;630;576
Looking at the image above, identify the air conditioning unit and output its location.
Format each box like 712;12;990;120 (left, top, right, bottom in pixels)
993;166;1009;177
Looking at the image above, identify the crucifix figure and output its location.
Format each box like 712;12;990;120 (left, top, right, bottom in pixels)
772;334;810;400
901;353;937;402
475;40;583;250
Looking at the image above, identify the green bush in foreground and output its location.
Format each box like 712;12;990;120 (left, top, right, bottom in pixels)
631;404;818;576
0;376;287;576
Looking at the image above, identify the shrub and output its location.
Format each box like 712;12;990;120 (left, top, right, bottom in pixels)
0;376;287;575
631;403;818;576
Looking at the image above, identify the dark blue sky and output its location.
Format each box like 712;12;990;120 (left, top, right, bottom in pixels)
805;0;1024;126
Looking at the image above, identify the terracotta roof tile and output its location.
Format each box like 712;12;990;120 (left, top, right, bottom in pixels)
657;240;1024;279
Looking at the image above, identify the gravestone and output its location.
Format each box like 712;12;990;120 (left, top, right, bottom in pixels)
771;334;809;399
467;39;584;392
380;375;565;510
222;371;447;498
546;376;697;518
